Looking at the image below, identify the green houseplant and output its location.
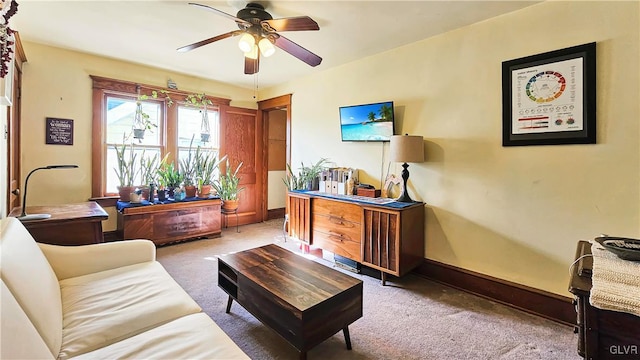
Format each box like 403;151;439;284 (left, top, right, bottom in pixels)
214;159;244;211
194;148;226;198
184;93;213;143
139;150;159;200
283;158;329;191
157;156;183;199
113;140;139;202
179;135;197;197
133;89;174;141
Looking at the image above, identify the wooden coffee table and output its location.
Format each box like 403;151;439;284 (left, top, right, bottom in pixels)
217;244;363;359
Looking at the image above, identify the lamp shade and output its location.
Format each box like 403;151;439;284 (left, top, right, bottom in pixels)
258;38;275;57
390;134;424;163
238;33;255;53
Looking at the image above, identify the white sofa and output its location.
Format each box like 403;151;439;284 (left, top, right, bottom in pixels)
0;217;249;360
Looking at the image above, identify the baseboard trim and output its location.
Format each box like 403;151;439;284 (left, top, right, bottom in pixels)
413;259;575;326
267;208;285;220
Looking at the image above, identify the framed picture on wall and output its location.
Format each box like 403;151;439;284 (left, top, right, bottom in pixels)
502;42;596;146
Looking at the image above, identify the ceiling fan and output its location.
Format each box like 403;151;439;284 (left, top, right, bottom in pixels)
177;2;322;75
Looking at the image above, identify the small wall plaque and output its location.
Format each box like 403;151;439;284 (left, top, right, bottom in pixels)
45;117;74;145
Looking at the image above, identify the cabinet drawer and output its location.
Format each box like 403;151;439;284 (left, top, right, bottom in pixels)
313;231;362;262
312;198;361;224
312;214;361;244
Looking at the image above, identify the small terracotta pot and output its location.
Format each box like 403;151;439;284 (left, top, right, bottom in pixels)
118;186;134;202
221;199;239;212
185;185;197;198
198;184;212;198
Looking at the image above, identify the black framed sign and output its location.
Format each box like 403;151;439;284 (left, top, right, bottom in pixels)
46;117;74;145
502;42;596;146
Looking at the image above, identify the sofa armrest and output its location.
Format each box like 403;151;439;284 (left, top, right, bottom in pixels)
38;240;156;280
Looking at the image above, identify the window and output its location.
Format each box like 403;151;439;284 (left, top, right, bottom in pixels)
91;76;230;198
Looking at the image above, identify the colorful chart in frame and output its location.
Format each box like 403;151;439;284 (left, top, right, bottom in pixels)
511;57;583;135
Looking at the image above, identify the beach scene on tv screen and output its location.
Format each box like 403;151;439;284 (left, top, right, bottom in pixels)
340;102;394;141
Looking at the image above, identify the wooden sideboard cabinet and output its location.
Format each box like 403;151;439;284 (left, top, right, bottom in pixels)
8;202;108;246
287;192;425;284
117;199;222;246
568;241;640;359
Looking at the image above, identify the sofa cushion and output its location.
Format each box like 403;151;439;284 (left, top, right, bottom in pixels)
58;261;202;359
72;313;250;360
0;218;63;357
1;280;55;360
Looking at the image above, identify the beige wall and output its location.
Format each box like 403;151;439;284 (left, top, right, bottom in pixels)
19;42;255;229
261;1;640;296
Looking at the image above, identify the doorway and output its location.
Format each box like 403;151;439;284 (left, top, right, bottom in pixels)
258;94;291;221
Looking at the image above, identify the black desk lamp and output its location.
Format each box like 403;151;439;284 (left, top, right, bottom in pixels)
17;165;79;221
390;134;424;203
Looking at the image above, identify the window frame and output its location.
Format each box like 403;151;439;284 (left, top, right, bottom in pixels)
91;75;230;198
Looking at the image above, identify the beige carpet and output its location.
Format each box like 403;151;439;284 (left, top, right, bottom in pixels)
156;219;579;360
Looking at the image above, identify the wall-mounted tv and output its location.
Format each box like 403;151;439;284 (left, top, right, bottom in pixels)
339;101;395;142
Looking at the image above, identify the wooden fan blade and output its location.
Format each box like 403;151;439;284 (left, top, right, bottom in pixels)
177;30;243;53
262;16;319;32
188;2;252;28
273;35;322;67
244;53;260;75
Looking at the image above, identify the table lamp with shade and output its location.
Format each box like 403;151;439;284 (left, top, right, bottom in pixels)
390;134;424;203
16;165;79;221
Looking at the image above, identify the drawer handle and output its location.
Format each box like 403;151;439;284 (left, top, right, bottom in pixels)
329;215;344;225
328;231;345;241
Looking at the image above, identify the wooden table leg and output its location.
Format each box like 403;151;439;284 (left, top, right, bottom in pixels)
299;351;307;360
225;295;233;313
343;326;352;350
381;272;387;286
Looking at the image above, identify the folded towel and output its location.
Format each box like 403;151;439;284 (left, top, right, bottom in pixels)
590;241;640;317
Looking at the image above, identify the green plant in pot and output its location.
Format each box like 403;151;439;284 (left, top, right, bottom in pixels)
283;158;329;191
214;159;244;211
184;93;213;143
194;147;226;198
157;155;183;199
179;135;197;197
139;150;159;200
133;89;173;141
113;138;140;202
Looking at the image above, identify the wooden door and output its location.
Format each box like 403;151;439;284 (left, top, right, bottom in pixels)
220;105;262;225
6;33;25;214
258;94;291;221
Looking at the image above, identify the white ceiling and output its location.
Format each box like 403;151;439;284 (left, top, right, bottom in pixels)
12;1;540;90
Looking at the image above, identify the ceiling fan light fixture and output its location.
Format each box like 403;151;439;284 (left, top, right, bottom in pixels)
238;33;255;53
258;37;275;57
245;44;259;60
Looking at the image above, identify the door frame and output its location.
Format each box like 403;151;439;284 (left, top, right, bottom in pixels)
6;32;26;215
258;94;291;222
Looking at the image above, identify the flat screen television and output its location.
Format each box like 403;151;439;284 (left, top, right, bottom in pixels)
339;101;395;142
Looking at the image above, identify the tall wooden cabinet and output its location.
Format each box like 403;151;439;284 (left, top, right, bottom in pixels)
287;192;425;284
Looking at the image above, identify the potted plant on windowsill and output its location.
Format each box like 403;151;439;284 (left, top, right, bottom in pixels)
139;150;159;200
157;155;183;199
194;147;226;198
180;135;197;197
113;138;139;202
213;159;244;211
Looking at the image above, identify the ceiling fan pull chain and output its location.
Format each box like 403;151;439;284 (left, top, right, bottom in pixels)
253;73;258;99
